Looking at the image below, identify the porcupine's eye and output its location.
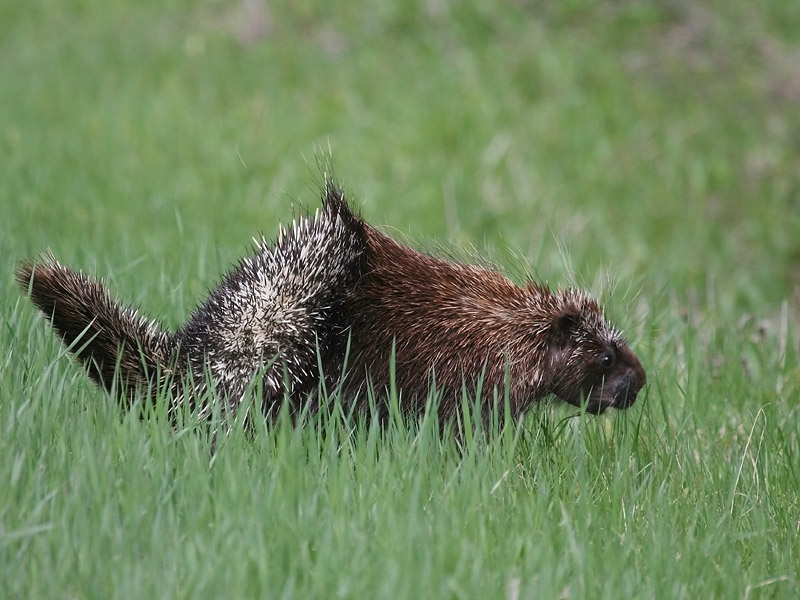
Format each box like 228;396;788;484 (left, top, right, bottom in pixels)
596;350;616;370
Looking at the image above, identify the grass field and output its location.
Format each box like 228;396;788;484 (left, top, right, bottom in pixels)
2;0;799;598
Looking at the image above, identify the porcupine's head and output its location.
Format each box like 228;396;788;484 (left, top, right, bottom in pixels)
525;285;646;414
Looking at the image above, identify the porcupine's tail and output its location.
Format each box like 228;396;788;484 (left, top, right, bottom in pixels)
16;254;176;402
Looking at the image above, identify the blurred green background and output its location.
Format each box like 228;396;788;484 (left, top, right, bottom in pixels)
3;0;798;305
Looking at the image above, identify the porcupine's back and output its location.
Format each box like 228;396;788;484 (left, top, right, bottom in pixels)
173;181;369;418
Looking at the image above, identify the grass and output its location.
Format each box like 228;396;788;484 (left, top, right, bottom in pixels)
1;0;799;598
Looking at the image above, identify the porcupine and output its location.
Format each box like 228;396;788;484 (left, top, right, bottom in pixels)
16;176;646;424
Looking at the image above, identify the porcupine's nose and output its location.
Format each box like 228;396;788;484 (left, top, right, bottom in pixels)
616;357;646;409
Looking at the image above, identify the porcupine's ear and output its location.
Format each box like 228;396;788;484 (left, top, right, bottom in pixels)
547;306;582;348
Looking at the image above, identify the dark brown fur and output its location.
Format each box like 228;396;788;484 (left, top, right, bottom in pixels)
335;227;646;419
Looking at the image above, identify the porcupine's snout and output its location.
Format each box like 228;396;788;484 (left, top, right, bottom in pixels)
588;345;646;414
